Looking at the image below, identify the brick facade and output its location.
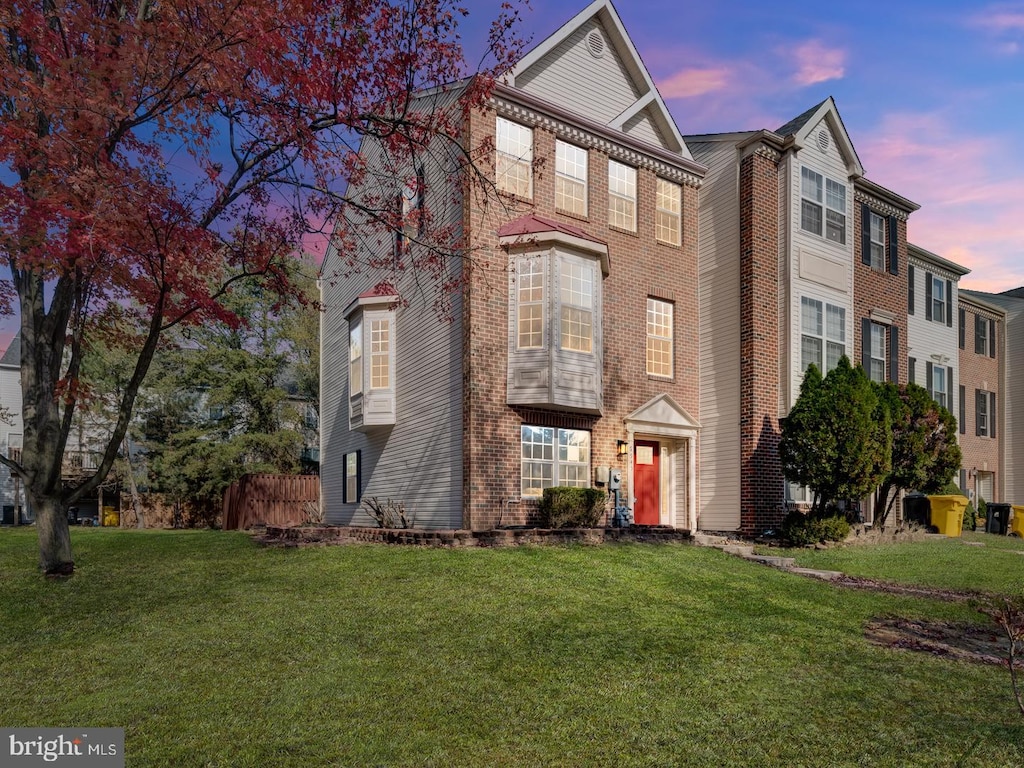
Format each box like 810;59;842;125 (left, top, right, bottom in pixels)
738;147;782;536
957;299;1003;501
461;102;701;530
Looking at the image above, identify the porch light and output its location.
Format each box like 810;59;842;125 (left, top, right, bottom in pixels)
616;439;628;458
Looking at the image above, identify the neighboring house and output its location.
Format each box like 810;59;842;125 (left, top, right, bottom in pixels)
320;0;705;530
0;334;27;523
906;244;968;418
956;290;1005;505
962;287;1024;504
685;98;918;534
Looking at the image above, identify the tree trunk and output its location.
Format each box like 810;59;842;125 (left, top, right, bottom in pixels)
33;496;73;576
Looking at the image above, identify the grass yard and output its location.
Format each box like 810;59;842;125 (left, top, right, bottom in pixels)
1;527;1022;767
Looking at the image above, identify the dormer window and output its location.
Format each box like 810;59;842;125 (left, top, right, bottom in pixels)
801;167;846;245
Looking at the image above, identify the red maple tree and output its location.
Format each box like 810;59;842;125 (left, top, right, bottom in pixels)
0;0;525;574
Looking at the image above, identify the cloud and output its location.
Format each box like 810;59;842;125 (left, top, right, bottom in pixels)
658;67;732;99
971;8;1024;33
788;40;846;86
857;111;1024;292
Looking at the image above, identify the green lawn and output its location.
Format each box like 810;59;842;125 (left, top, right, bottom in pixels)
1;528;1022;767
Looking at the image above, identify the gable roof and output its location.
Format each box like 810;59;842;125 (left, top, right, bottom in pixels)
0;332;19;367
777;96;863;178
504;0;691;160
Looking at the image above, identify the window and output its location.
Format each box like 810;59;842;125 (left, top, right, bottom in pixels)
928;363;949;409
925;273;952;327
520;426;591;497
555;140;587;216
801;167;846;244
395;169;424;256
975;315;996;357
608;160;636;231
560;259;594;353
656;178;681;246
369;317;391;390
343;451;360;503
496;117;532;197
868;211;885;270
976;390;997;438
304;403;319;430
349;318;363;396
801;297;845;374
868;322;886;382
516;257;545;350
931;276;946;324
647;298;673;377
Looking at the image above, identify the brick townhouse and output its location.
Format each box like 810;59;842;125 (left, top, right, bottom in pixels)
319;0;706;530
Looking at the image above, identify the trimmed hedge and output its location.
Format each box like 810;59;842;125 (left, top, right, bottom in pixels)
780;510;851;547
537;487;606;528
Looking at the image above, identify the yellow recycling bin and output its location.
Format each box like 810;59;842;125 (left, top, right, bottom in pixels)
102;506;120;527
1011;506;1024;538
926;495;968;537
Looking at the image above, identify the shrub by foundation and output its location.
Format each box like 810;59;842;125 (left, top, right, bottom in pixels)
537;487;606;529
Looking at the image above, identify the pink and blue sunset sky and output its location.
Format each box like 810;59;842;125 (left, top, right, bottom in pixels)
470;0;1024;293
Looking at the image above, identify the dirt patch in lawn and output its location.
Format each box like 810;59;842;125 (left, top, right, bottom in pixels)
832;575;982;603
864;616;1015;667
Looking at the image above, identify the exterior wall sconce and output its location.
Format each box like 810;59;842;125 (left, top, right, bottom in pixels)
616;439;628;458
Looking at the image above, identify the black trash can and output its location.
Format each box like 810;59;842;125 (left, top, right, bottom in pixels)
986;503;1011;535
902;494;930;527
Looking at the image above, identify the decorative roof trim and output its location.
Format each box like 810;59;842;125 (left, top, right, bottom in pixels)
854;190;911;222
492;93;703;188
908;243;971;278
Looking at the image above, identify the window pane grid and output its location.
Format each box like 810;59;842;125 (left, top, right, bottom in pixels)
555;141;588;216
647;298;673;377
560;261;593;353
933;365;947;408
496;118;533;198
656;179;681;245
608;160;636;231
521;426;590;496
349;319;362;395
932;277;946;324
869;212;885;269
801;297;844;374
370;319;390;389
869;323;886;382
516;258;545;349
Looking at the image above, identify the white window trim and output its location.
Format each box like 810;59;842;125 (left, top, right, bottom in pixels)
869;211;885;270
608;160;637;232
520;426;591;497
555;140;588;217
800;296;846;375
931;276;946;325
932;364;948;409
655;178;681;246
646;298;673;378
496;117;533;198
349;318;363;397
868;322;886;382
800;166;846;245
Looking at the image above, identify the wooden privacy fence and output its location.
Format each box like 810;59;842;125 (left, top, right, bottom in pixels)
222;473;320;530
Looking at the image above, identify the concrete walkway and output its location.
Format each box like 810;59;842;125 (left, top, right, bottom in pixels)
693;532;844;580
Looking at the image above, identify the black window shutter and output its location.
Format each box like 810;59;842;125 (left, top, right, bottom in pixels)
926;361;933;393
976;390;984;436
945;280;953;327
960;468;967;491
989;319;996;358
416;166;426;235
990;392;996;439
861;317;871;371
860;203;871;266
887;215;898;275
908;266;915;314
947;368;953;406
888;325;899;382
959;308;966;350
925;273;932;321
959;385;966;434
908;357;916;383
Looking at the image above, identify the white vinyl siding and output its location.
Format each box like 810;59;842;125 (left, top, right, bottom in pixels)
647;298;673;378
555;140;588;216
656;178;681;246
496;117;533;198
608;160;636;231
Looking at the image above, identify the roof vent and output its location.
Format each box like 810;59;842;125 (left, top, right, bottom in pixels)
817;129;830;153
586;30;606;59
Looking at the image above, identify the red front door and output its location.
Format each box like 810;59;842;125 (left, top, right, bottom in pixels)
633;440;660;525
